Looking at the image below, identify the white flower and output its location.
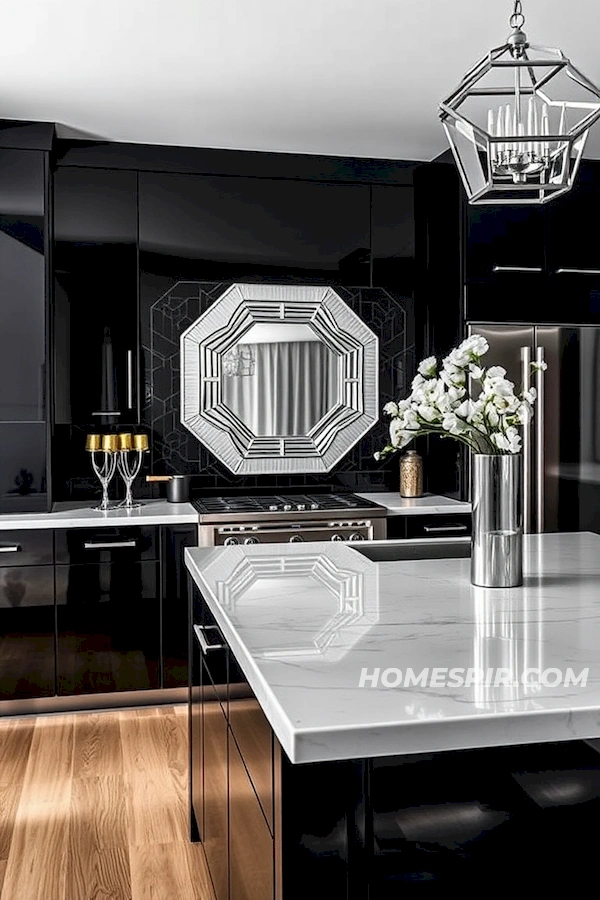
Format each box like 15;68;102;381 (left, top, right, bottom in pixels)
390;418;414;450
485;366;507;381
411;373;426;392
417;404;439;424
440;366;466;388
469;364;484;380
383;401;399;417
402;408;419;430
485;403;500;427
442;413;467;435
522;388;537;405
373;451;382;461
461;334;489;358
505;426;521;453
531;359;548;372
418;356;438;378
490;432;510;452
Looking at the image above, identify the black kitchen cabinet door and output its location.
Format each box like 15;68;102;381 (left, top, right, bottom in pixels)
465;204;546;283
0;565;55;700
202;654;229;900
55;560;159;695
162;525;197;688
0;423;47;514
53;167;139;427
139;172;371;285
228;730;274;900
0;149;46;424
546;175;600;322
371;185;415;290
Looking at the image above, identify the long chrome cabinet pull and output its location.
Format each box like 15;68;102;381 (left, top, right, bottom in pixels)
555;268;600;275
194;624;225;655
521;346;532;534
535;346;546;533
0;545;21;553
492;265;543;273
423;525;468;533
83;540;137;550
126;350;134;409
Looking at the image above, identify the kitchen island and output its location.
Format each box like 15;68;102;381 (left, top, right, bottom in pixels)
186;532;600;896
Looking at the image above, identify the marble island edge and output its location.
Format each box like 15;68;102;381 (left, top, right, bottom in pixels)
185;532;600;764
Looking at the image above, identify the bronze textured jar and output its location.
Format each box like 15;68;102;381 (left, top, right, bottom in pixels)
400;450;423;498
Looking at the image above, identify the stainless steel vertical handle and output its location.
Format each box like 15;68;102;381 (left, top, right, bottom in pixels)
520;346;532;535
535;346;545;533
126;350;134;409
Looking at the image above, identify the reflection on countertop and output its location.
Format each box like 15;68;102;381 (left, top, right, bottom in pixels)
186;533;600;763
0;499;198;530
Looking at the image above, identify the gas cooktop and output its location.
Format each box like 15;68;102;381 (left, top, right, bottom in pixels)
193;492;385;517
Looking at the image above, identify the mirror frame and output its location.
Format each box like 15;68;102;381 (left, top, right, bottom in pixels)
180;283;378;474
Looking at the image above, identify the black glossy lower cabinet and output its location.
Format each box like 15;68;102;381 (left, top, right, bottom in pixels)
55;561;160;694
0;565;55;700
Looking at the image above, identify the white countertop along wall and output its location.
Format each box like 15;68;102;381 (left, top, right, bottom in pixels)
0;500;198;530
186;533;600;764
357;492;471;516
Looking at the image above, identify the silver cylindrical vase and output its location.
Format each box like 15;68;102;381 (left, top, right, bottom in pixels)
471;453;523;588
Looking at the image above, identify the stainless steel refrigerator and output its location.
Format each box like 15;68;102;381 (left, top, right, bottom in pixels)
468;324;600;535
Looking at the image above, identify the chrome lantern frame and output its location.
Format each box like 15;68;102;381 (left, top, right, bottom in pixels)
439;2;600;205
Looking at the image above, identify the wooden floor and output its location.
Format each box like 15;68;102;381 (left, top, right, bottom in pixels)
0;706;214;900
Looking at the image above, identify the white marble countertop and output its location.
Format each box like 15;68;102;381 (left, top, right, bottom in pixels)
186;532;600;764
357;492;471;516
0;499;198;530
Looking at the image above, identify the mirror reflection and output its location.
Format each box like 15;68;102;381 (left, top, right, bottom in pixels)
221;323;339;436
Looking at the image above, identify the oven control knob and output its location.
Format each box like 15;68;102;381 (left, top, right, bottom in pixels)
296;503;306;511
269;504;278;511
331;534;344;541
283;504;292;511
310;503;319;510
223;537;239;546
244;537;259;545
289;535;304;543
349;533;365;541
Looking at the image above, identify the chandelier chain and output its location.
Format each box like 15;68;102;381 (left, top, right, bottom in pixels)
509;0;525;29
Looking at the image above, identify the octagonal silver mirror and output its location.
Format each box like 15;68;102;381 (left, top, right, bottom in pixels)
180;283;378;474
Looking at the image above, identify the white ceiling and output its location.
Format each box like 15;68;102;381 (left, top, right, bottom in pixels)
1;0;600;160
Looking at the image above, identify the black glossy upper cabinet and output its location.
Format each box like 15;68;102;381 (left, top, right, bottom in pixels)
371;185;415;290
53;167;139;426
465;205;546;282
138;173;371;285
0;149;48;513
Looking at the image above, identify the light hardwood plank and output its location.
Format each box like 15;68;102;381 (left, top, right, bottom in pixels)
66;843;132;900
0;860;6;896
119;709;188;848
130;842;213;900
73;711;124;779
0;786;22;860
0;718;35;787
2;715;74;900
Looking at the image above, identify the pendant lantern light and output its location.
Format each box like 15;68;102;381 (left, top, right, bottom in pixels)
439;1;600;204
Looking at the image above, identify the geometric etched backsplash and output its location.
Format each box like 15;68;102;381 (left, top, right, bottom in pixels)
141;280;414;492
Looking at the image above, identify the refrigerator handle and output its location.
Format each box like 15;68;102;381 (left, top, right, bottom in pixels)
535;346;546;533
521;346;532;534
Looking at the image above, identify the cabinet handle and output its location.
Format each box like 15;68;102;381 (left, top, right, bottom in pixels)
83;540;137;550
535;346;546;533
492;265;543;273
422;525;468;534
521;345;532;534
554;268;600;275
91;411;122;416
127;350;134;409
0;544;21;553
194;624;225;655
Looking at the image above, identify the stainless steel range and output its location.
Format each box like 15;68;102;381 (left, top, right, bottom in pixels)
193;493;387;546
